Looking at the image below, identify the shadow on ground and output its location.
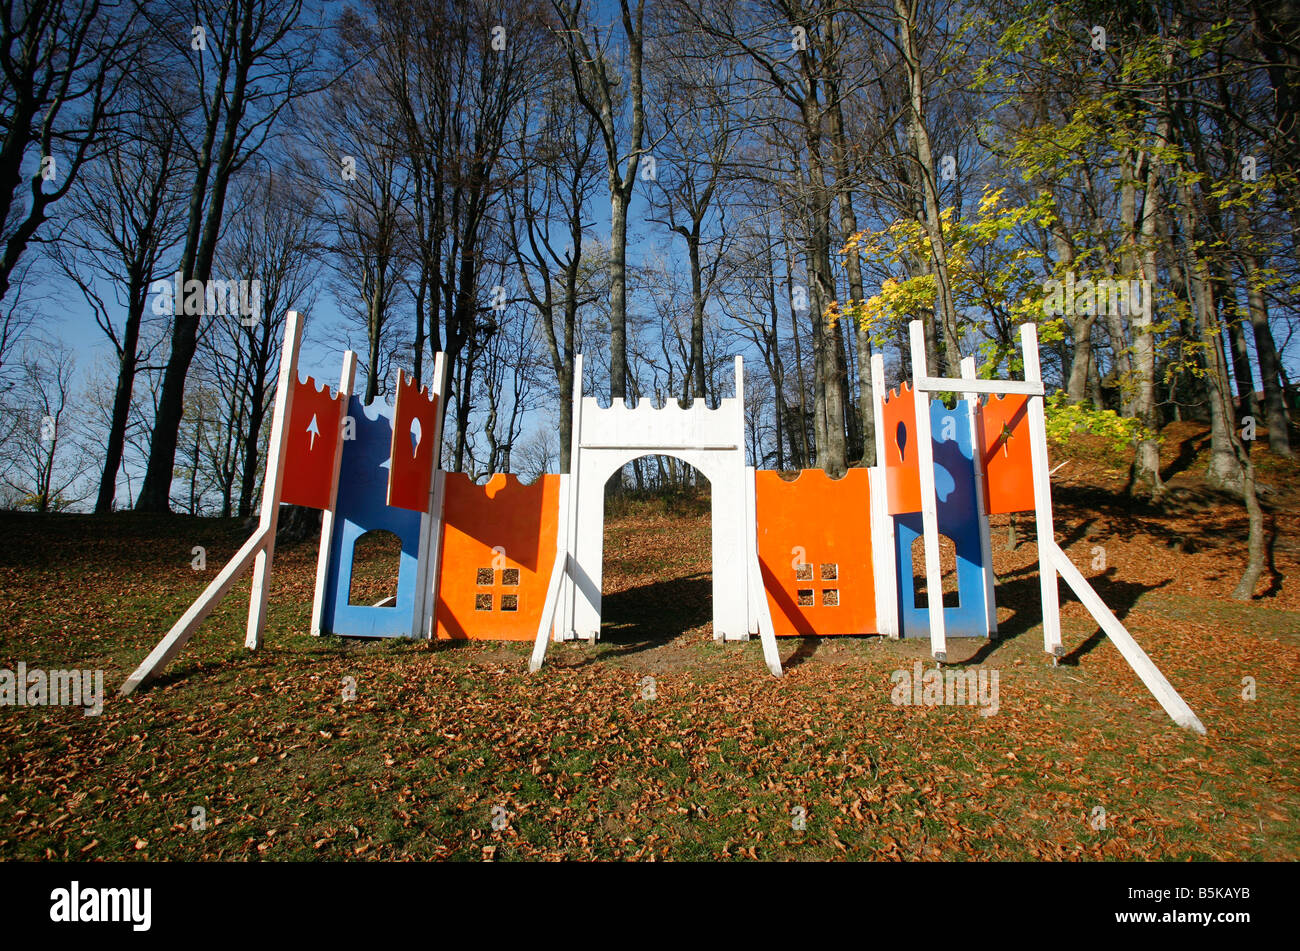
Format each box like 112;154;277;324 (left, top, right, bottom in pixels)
595;574;712;656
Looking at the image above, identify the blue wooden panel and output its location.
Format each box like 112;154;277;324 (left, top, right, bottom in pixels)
320;395;422;638
895;398;991;638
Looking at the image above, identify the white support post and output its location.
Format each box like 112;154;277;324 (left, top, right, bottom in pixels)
245;310;305;650
908;320;947;661
557;354;583;642
962;357;998;636
1020;323;1063;657
734;354;745;447
723;355;746;644
529;551;568;672
744;465;759;636
870;353;899;639
123;311;305;692
1047;541;1205;733
415;352;449;638
119;525;273;696
743;467;783;676
311;350;357;636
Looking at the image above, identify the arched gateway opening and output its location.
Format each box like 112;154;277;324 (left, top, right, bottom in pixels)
550;355;762;649
600;457;712;645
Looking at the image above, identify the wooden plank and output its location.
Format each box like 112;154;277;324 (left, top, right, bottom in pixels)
1020;322;1063;656
909;320;947;660
1048;541;1205;733
745;467;784;676
734;355;745;452
723;354;746;645
529;550;569;672
415;351;449;638
962;357;999;636
119;526;271;695
558;354;583;642
870;354;899;639
311;350;357;636
915;376;1045;396
744;463;759;636
245;310;305;650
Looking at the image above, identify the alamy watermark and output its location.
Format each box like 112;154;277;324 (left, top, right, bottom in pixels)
0;663;103;716
890;661;999;717
50;881;151;931
1041;273;1151;320
149;271;263;325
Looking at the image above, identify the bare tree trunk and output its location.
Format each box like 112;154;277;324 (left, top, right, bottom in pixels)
97;290;143;513
1234;204;1292;456
609;193;632;402
555;0;647;405
1177;180;1243;491
895;0;961;373
786;243;811;468
138;0;307;512
687;230;707;402
1129;130;1165;495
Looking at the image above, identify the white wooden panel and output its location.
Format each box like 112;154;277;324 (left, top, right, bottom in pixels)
530;551;569;672
908;320;947;660
1020;322;1063;656
568;357;753;650
870;354;899;639
557;355;583;641
245;310;305;650
744;465;759;635
415;352;449;638
579;398;741;450
915;376;1045;396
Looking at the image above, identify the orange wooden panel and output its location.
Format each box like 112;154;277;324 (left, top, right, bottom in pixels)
388;370;439;512
881;383;922;515
281;375;345;510
977;394;1034;514
435;473;560;641
755;469;876;636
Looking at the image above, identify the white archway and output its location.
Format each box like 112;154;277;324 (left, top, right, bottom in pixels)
555;357;753;644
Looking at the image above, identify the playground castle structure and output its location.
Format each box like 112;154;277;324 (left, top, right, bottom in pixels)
120;310;1205;735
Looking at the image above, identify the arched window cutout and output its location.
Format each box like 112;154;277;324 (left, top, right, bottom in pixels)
895;420;909;463
912;533;960;609
408;416;422;457
348;529;402;607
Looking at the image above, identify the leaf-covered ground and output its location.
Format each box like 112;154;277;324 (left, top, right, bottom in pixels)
0;425;1296;860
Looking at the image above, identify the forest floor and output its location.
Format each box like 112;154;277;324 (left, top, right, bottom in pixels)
0;423;1296;860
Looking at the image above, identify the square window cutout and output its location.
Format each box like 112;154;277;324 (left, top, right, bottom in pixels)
476;568;494;586
475;593;492;611
797;589;814;607
820;563;837;581
822;588;839;606
500;594;518;612
502;568;520;586
795;563;813;581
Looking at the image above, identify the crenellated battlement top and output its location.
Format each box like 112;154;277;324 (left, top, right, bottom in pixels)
295;372;345;401
882;381;914;404
396;369;436;403
573;355;746;451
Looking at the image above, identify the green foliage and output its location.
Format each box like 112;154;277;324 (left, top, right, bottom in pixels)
1044;392;1148;452
833;187;1056;357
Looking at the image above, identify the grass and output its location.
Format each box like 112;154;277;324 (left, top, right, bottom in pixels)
0;430;1298;860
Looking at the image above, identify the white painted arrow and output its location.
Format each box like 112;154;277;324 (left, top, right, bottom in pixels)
306;413;320;451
